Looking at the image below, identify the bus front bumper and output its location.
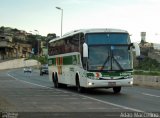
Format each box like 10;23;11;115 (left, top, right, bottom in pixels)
86;78;133;88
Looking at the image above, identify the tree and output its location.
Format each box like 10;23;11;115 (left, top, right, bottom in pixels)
38;55;48;64
47;33;56;41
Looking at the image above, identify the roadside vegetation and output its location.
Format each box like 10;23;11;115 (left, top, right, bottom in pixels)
27;55;48;65
134;70;160;76
134;57;160;76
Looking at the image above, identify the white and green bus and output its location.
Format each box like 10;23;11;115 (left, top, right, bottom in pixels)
48;28;140;93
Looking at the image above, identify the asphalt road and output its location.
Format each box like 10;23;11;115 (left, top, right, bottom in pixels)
0;68;160;117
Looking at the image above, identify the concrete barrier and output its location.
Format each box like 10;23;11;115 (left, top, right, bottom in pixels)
0;58;38;70
133;75;160;88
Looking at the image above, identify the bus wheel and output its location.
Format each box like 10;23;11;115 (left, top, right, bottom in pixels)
53;73;59;88
53;73;64;88
52;73;55;82
40;72;43;76
113;87;121;94
76;76;84;93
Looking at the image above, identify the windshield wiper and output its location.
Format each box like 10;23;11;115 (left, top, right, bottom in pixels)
100;56;110;70
112;56;124;71
100;53;124;71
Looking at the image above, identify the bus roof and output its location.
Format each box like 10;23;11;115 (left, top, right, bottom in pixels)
49;28;128;43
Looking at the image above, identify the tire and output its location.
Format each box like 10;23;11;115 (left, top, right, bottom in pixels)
40;71;42;76
52;73;57;88
76;75;85;93
53;73;64;88
113;87;121;94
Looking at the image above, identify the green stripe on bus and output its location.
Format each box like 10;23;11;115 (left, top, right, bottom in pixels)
86;73;94;77
86;72;133;77
48;54;80;66
101;72;132;77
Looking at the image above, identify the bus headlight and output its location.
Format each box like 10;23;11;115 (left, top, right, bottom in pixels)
88;82;94;86
128;81;133;85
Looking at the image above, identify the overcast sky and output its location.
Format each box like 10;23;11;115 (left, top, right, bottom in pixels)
0;0;160;43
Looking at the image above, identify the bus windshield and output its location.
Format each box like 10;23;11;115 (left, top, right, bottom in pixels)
86;33;130;45
86;33;132;71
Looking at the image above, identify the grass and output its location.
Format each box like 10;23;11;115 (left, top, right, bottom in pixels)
134;70;160;76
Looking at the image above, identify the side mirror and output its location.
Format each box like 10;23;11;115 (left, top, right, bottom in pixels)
83;43;88;70
83;43;88;57
132;42;140;57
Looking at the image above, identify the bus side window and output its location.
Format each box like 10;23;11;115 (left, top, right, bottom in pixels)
64;39;69;53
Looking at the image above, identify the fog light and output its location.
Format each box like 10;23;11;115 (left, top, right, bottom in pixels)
88;82;93;86
129;81;133;85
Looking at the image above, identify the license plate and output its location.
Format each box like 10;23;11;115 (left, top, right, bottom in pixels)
108;82;116;86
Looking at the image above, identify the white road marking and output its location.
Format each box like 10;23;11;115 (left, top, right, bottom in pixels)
63;97;78;99
142;92;160;98
79;94;143;112
88;107;107;110
7;73;52;89
7;72;144;112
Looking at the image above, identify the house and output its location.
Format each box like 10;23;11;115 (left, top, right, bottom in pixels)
17;43;32;58
0;35;32;60
0;35;14;60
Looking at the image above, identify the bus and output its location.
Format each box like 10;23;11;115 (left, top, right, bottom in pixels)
48;28;140;93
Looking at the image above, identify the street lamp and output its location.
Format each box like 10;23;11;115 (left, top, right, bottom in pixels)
56;6;63;37
34;30;40;57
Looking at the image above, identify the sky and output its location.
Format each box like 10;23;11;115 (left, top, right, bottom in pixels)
0;0;160;44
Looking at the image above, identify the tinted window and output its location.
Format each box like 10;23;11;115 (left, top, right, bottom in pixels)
48;33;84;56
86;33;130;45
